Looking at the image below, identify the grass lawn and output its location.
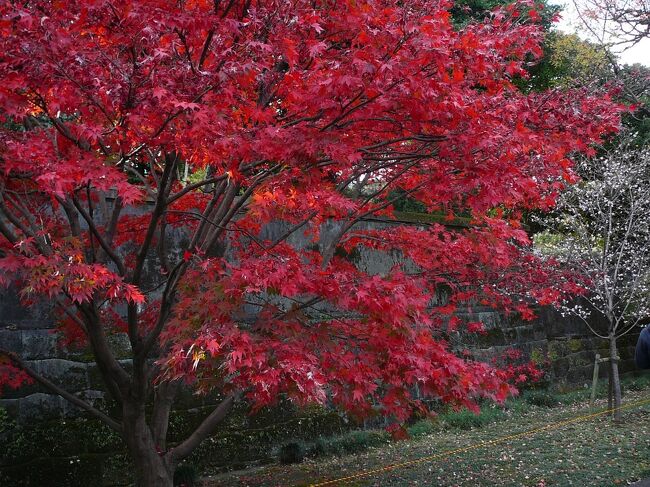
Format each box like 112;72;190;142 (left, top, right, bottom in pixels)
204;379;650;486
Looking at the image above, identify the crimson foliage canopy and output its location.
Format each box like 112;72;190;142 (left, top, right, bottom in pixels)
0;0;620;481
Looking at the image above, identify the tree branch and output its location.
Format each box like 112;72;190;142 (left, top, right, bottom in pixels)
166;173;229;206
167;394;235;465
198;29;215;70
0;349;122;433
72;195;126;275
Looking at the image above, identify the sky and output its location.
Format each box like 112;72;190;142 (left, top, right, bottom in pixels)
552;0;650;66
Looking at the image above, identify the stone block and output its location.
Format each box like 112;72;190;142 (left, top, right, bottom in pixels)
565;365;593;385
564;351;591;367
86;363;105;391
14;393;73;420
0;288;54;329
515;325;535;343
21;329;61;359
107;333;132;359
0;328;23;355
477;311;500;329
28;359;89;393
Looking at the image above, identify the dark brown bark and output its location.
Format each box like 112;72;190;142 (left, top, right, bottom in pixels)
167;394;235;465
82;305;131;393
123;400;174;487
72;195;126;275
151;381;179;451
127;152;178;355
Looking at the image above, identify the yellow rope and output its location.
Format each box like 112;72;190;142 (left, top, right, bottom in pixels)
309;396;650;486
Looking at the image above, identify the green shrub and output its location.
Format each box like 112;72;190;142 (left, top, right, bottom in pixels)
0;407;9;435
336;430;388;454
306;438;327;458
173;464;198;486
279;441;306;464
504;396;532;414
626;380;644;392
0;455;106;487
624;375;650;392
407;419;438;438
523;390;560;408
305;430;389;459
440;406;504;430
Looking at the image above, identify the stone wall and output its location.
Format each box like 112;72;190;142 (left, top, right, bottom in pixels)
465;305;639;389
0;284;640;420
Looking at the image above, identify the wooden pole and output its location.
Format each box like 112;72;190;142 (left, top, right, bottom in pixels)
591;354;602;409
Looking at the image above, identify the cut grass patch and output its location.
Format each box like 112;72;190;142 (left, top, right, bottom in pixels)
205;381;650;486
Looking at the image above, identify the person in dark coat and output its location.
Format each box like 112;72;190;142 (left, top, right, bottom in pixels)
635;326;650;369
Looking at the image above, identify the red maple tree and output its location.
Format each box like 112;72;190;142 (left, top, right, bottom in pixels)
0;0;620;484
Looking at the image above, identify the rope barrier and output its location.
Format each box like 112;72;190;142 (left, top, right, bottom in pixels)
309;396;650;486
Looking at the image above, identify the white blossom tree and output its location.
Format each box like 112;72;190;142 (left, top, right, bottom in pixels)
536;138;650;420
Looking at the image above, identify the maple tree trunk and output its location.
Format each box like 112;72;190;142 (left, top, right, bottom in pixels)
609;335;622;422
123;401;174;487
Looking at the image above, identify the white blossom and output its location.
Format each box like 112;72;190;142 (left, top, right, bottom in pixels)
535;137;650;339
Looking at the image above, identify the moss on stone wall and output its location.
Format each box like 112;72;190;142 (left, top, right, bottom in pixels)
530;348;545;365
568;338;583;353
